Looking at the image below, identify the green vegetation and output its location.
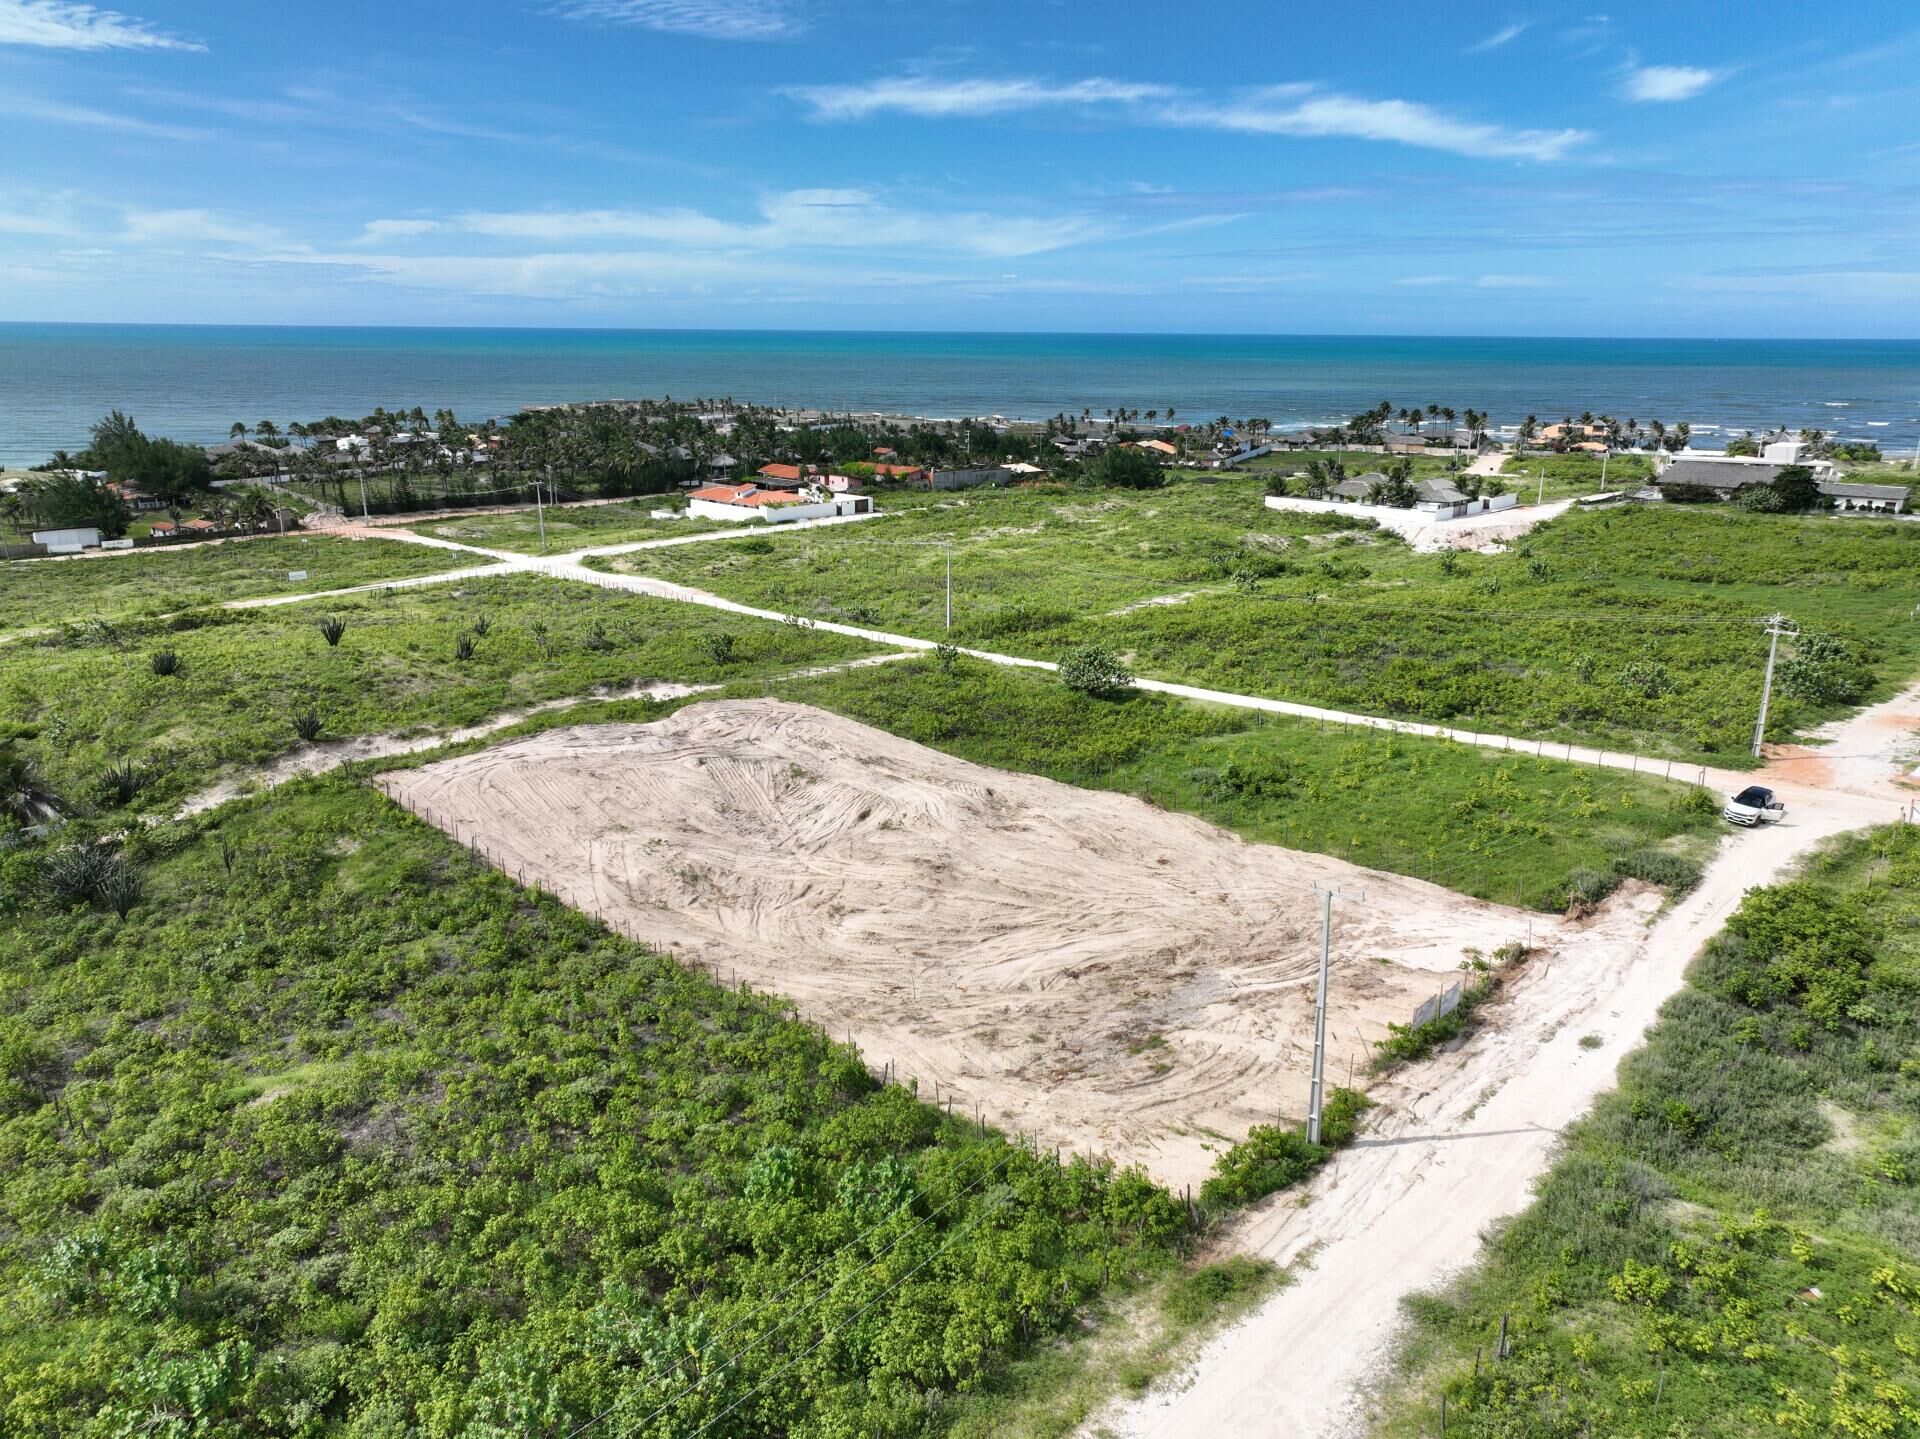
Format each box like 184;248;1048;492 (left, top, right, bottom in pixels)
1500;451;1656;499
0;536;474;631
1;575;881;814
771;654;1719;910
1200;1088;1371;1207
602;482;1920;762
0;780;1205;1436
416;498;730;553
1378;825;1920;1438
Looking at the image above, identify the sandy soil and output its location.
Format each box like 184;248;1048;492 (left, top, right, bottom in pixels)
379;698;1547;1189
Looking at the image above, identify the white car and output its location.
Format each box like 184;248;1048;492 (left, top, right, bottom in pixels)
1723;785;1786;827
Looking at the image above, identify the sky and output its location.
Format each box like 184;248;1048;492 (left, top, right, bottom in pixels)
1;0;1918;335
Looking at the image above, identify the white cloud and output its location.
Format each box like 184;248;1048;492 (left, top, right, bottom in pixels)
790;76;1172;121
0;92;208;140
550;0;797;41
428;189;1114;258
794;75;1586;162
1466;22;1529;53
123;208;282;246
1394;274;1457;285
1163;90;1587;161
355;218;443;243
1620;65;1717;102
1475;273;1553;288
0;0;200;50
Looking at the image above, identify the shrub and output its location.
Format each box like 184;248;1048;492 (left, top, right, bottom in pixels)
96;760;150;808
1779;632;1868;706
1058;644;1133;698
317;616;347;647
470;615;490;637
1161;1257;1274;1326
1617;660;1673;699
1661;482;1722;504
42;846;141;914
1737;483;1787;513
149;650;181;676
933;642;959;674
1200;1125;1324;1207
453;632;476;661
291;710;324;742
1609;847;1702;893
1554;867;1620;912
701;631;738;666
580;621;614;652
1264;474;1292;498
1198;1088;1369;1207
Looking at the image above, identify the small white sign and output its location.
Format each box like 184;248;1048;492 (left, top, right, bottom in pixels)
288;570;308;581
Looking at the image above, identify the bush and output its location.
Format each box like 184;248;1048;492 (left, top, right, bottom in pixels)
317;616;347;647
1058;644;1133;698
149;650;180;676
1736;483;1786;513
1609;847;1702;893
1661;482;1722;504
933;642;959;674
1198;1087;1370;1207
291;709;323;742
1553;866;1620;912
42;845;141;914
96;760;150;808
701;631;738;666
1779;631;1868;705
452;632;477;661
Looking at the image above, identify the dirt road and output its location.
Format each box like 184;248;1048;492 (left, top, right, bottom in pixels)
1090;688;1917;1438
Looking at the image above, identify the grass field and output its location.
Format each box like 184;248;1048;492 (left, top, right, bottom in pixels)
0;779;1206;1437
414;497;732;553
2;574;882;814
0;535;474;631
769;654;1721;912
593;480;1920;763
1500;451;1657;499
1377;824;1920;1438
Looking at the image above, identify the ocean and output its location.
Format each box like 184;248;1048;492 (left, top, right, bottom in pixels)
3;322;1917;467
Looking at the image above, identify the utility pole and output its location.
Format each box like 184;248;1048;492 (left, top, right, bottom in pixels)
1308;883;1365;1145
1534;468;1544;506
944;541;952;630
1598;447;1609;492
1752;612;1798;759
535;478;547;552
356;469;370;522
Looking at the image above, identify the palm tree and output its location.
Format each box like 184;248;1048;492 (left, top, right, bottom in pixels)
229;421;248;441
255;420;280;443
0;739;61;826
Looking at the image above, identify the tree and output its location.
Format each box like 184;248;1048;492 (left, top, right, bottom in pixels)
1088;445;1165;490
1058;644;1133;697
1771;464;1820;512
1301;457;1345;499
21;473;130;536
0;737;62;826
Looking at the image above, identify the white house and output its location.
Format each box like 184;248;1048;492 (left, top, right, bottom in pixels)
32;526;103;553
687;483;872;524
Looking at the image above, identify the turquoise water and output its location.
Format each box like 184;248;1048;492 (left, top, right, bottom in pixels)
3;322;1918;465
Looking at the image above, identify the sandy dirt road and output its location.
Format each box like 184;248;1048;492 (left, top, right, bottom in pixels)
379;698;1591;1190
1091;687;1919;1439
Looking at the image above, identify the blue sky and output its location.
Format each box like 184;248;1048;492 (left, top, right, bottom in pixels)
2;0;1917;334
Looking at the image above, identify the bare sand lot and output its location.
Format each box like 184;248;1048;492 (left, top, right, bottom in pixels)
381;699;1546;1187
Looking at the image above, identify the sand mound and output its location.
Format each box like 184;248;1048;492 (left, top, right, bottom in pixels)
381;699;1537;1186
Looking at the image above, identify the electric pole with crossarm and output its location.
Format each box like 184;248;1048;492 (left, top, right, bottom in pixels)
1751;612;1798;759
1308;883;1366;1145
